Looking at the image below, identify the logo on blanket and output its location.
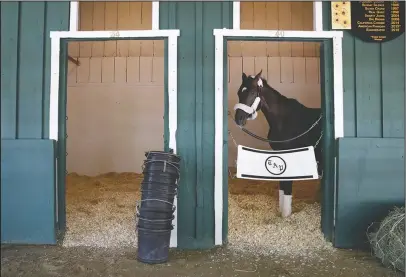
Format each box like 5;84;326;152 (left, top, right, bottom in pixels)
265;156;286;175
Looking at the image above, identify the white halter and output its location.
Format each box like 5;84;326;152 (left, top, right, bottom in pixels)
233;78;263;120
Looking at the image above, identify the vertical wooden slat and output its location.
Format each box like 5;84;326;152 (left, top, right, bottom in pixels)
126;57;140;83
176;1;197;246
291;2;304;57
280;57;293;83
337;44;353;146
278;2;291;57
242;57;255;75
355;40;382;137
76;58;90;83
141;2;154;56
129;2;141;56
303;2;316;57
92;2;105;57
1;2;19;139
114;57;127;83
253;2;267;55
305;57;319;84
381;34;405;138
267;57;281;84
293;58;306;84
101;57;115;83
79;2;93;57
17;2;45;138
240;2;253;57
117;2;130;57
139;57;153;83
67;62;77;85
265;2;279;57
195;1;204;240
43;2;70;138
254;57;268;79
152;57;164;84
229;57;243;85
89;58;102;83
104;2;117;57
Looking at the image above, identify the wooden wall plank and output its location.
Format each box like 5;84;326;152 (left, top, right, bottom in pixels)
280;57;293;83
76;58;90;83
355;40;382;137
1;2;19;139
265;2;279;57
117;2;130;57
92;2;105;57
129;2;142;56
79;2;93;58
127;57;140;83
89;58;102;83
278;2;291;57
104;2;117;57
101;57;115;83
342;31;356;137
267;57;281;84
291;2;304;57
114;57;127;83
17;2;45;139
152;57;164;84
381;34;405;138
141;2;154;56
176;2;198;247
305;58;319;84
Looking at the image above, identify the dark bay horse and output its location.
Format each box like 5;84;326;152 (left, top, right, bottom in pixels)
233;70;323;217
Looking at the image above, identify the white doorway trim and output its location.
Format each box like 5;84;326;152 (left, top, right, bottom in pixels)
49;29;180;247
213;29;343;246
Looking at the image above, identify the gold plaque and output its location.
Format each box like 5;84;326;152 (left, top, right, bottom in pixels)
331;1;352;29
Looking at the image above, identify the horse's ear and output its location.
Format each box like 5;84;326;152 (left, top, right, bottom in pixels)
255;70;263;80
242;73;248;83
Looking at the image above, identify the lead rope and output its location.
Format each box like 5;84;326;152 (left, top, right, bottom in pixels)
228;129;239;179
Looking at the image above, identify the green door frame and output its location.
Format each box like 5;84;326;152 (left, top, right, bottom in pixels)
213;29;344;246
49;30;180;247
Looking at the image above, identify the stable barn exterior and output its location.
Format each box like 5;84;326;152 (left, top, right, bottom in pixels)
1;1;404;250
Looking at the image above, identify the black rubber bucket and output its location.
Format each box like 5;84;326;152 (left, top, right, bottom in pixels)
141;183;178;195
139;199;174;210
137;206;176;220
141;189;177;199
137;216;174;230
141;191;176;206
145;151;181;164
143;161;180;176
142;172;179;185
137;227;172;264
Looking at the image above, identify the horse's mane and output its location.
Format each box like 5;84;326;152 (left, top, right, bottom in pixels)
259;77;308;110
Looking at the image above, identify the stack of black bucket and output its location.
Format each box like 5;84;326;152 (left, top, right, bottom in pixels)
136;150;181;264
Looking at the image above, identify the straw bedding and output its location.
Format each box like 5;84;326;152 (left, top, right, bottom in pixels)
63;171;334;257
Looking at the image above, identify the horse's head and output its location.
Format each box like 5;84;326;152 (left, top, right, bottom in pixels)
234;70;263;126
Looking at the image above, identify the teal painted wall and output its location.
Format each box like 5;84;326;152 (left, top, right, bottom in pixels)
0;1;69;244
1;1;70;139
342;32;405;138
323;2;405;248
160;1;232;249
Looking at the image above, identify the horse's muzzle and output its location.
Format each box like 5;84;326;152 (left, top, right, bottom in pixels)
234;110;248;126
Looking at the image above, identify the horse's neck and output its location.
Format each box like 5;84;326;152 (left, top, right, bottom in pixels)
260;86;285;130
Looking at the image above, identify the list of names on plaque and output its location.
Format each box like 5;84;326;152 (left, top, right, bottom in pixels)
351;1;404;42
